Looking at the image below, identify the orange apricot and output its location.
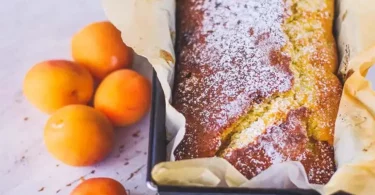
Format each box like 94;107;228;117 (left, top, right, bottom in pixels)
94;70;151;127
72;21;133;80
44;105;114;166
70;177;127;195
23;60;93;114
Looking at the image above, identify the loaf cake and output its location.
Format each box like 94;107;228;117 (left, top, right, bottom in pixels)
173;0;342;184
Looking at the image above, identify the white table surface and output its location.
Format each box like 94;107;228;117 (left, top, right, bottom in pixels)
0;0;155;194
1;1;375;195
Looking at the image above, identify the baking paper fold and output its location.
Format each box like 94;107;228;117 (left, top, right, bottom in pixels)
103;0;375;194
102;0;187;160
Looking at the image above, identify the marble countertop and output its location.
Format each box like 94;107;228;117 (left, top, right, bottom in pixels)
0;0;155;194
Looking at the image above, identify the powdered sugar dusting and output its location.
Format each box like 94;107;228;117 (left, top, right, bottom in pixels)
229;95;299;149
173;0;339;185
225;108;335;184
220;0;340;183
174;0;293;159
258;108;309;164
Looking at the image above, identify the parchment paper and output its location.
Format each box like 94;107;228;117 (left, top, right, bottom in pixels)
103;0;375;194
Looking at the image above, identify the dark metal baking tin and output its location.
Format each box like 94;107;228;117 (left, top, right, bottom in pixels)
146;71;351;195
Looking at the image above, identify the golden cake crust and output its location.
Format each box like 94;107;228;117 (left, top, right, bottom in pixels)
173;0;341;184
174;0;294;159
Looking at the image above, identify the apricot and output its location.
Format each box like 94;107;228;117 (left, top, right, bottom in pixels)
94;70;151;127
44;105;114;166
70;177;127;195
23;60;93;114
72;21;133;80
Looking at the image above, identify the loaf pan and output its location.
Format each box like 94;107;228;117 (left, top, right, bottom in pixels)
145;71;351;195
